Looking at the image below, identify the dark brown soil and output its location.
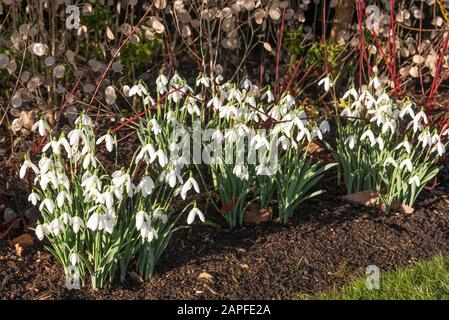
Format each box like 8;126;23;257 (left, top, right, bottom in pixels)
1;177;449;300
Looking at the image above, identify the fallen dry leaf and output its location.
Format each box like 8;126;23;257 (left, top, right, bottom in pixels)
10;233;34;256
342;191;379;206
129;271;144;284
197;272;214;284
219;195;238;215
244;204;271;225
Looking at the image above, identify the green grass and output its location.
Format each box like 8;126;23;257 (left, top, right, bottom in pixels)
299;255;449;300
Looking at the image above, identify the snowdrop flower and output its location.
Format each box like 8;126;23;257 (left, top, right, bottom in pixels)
297;127;312;142
87;212;100;231
135;211;146;231
82;152;97;169
39;198;55;214
383;157;398;167
112;171;134;197
96;133;116;152
343;88;359;100
256;164;273;176
20;159;39;179
68;129;82;146
35;224;45;241
136;176;154;196
56;191;73;208
409;175;421;187
70;253;78;266
165;170;178;188
181;176;200;200
182;97;201;116
399;159;413;172
418;131;432;148
75;114;93;127
156;149;168;167
233;164;249;180
38;156;52;175
187;207;205;225
414;111;429;125
318;76;332;93
136;143;157;164
98;214;115;234
431;140;446;156
207;96;222;110
72;216;84;233
376;137;384;150
319;120;330;134
129;83;148;97
262;89;275;103
31;119;50;137
149;119;161;136
369;76;381;90
50;218;62;236
28;192;40;206
361;130;376;146
196;73;211;87
156;73;168;94
250;134;269;150
395;141;412;154
399;103;415;119
345;135;357;150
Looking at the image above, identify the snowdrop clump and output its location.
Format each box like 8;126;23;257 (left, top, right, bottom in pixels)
336;78;448;211
21;113;203;288
203;78;334;226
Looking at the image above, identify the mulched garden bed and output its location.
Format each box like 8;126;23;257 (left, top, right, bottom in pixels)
1;180;449;299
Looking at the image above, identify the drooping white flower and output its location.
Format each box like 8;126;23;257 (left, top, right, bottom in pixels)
129;83;148;97
187;207;205;225
376;136;384;150
20;159;39;179
28;192;40;206
31;119;50;137
180;177;200;200
72;216;84;233
87;212;100;231
409;175;421;187
56;191;73;208
345;135;357;150
136;176;154;196
343;88;359;100
431;140;446;156
156;73;168;94
369;76;381;90
75;114;93;127
136;211;146;231
360;130;376;146
68;129;82;146
319;120;330;134
98;214;115;234
35;224;45;241
50;218;62;236
399;159;413;172
383;157;398;167
96;133;116;152
136;144;157;164
196;74;211;87
395;141;412;154
70;253;78;266
39;198;55;214
233;164;249;180
256;164;273;176
318;76;332;93
399;103;415;119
